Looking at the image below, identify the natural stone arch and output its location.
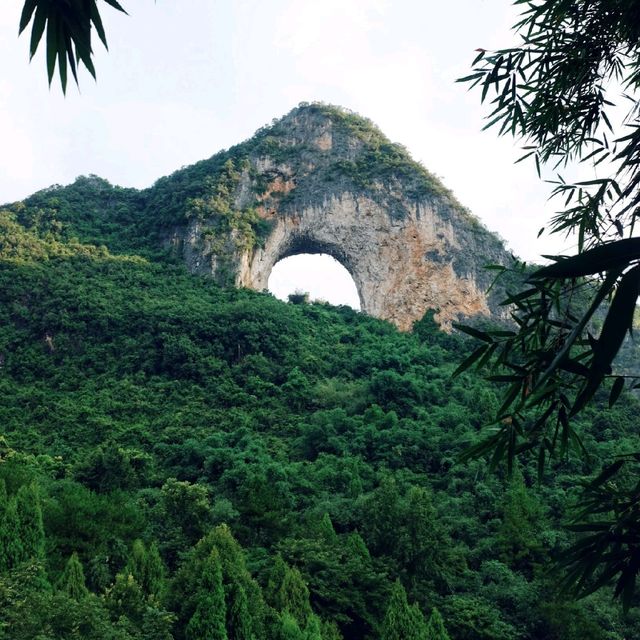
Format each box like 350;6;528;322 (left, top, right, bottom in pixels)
235;191;492;331
267;247;363;310
243;227;365;312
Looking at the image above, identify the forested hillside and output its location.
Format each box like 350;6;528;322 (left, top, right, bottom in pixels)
1;177;640;639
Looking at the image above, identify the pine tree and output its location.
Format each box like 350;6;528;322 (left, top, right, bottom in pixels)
266;554;288;603
281;566;313;627
317;513;337;545
362;477;403;556
175;526;265;639
126;539;147;586
381;580;409;640
126;539;165;600
346;532;370;559
320;620;343;640
207;524;251;583
425;608;450;640
59;551;89;601
0;479;10;572
140;607;176;640
401;486;446;585
381;580;427;640
186;548;227;640
0;494;24;572
228;582;253;640
15;483;45;562
278;612;305;640
498;470;546;573
303;614;323;640
145;542;165;599
206;524;266;635
267;555;313;627
408;604;428;639
104;572;147;624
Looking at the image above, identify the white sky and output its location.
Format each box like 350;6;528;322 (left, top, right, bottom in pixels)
0;1;578;308
269;254;362;309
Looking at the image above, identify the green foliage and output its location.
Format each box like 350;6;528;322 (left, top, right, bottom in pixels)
426;607;450;640
497;472;546;575
59;552;89;601
288;291;310;305
169;526;264;640
266;555;313;626
15;483;45;562
4;177;156;258
459;0;640;607
125;540;165;600
381;580;427;640
104;572;147;624
227;582;253;640
317;513;337;545
0;493;23;573
0;561;132;640
442;595;518;640
160;479;213;551
320;620;343;640
186;159;273;273
185;549;227;640
277;612;305;640
1;202;639;637
74;442;144;492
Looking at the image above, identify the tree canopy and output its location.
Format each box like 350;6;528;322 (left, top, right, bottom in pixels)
4;178;640;635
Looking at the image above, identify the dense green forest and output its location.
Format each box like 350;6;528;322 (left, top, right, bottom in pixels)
1;175;640;639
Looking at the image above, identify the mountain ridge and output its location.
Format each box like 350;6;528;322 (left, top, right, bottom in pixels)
6;103;514;330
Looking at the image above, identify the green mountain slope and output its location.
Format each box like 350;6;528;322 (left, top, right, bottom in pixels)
2;189;640;639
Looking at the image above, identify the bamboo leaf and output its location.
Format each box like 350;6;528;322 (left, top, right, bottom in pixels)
530;239;640;279
28;3;47;59
102;0;128;13
457;72;485;83
19;0;38;34
533;268;622;394
589;265;640;382
589;460;625;488
90;0;108;48
452;324;494;343
498;383;522;417
45;9;58;85
452;345;488;378
609;377;625;408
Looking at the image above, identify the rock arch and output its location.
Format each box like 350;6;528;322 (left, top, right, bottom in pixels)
240;215;365;312
269;251;361;308
265;238;364;309
234;191;495;331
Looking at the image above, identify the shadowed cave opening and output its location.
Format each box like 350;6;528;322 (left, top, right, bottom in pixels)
268;254;361;310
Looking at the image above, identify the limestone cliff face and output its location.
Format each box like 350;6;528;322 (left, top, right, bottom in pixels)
162;104;512;330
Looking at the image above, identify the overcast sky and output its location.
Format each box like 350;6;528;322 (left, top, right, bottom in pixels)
0;1;575;307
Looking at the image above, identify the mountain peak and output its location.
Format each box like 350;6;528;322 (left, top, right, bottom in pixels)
155;104;512;330
254;102;406;166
